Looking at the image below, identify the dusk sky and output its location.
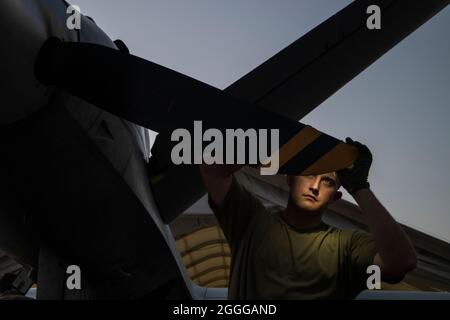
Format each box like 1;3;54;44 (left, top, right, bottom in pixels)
73;0;450;242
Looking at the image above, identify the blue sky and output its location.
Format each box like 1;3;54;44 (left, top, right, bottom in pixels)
73;0;450;242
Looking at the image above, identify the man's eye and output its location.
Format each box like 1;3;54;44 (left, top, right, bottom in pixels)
322;179;335;187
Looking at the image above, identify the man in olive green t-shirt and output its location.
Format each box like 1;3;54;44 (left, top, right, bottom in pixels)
200;138;417;299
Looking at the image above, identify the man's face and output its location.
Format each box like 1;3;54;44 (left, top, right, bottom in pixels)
287;173;341;213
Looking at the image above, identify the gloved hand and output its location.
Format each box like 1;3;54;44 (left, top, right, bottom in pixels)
337;138;372;195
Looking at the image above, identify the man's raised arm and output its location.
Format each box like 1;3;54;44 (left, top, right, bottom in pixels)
199;164;244;208
338;138;417;283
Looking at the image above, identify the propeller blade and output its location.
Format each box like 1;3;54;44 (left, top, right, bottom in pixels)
34;38;357;175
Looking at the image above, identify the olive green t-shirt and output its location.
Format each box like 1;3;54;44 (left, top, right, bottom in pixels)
209;176;377;300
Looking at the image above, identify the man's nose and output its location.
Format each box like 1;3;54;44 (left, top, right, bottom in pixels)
309;176;321;195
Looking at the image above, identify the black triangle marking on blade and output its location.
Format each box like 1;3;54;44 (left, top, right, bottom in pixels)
280;133;340;175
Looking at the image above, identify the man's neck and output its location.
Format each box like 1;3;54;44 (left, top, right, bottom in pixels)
282;202;323;230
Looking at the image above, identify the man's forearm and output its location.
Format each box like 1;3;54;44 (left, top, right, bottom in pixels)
200;164;244;208
353;188;417;275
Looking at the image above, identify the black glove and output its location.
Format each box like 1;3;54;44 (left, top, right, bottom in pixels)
337;138;372;195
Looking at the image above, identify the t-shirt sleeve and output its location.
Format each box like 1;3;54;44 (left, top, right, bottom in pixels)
208;175;265;251
347;230;378;292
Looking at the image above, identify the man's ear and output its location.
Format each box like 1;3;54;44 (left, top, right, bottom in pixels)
333;191;342;202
